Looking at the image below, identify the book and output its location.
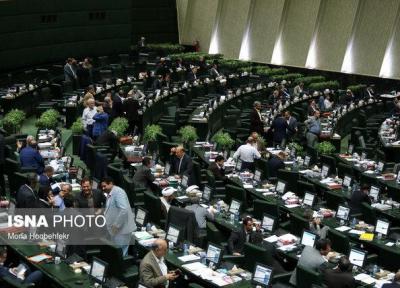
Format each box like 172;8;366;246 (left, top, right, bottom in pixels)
359;233;374;241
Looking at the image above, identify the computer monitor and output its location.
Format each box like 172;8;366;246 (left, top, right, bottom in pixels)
229;199;241;215
321;165;330;178
76;167;84;182
369;186;380;202
377;162;384;173
254;169;262;182
303;192;315;207
275;180;287;195
165;224;180;245
206;243;223;266
55;239;67;259
301;230;317;247
202;186;212;202
375;219;390;236
164;163;171;175
349;248;366;268
342;175;352;189
360;152;367;161
261;214;275;232
348;144;354;155
181;175;188;188
236;159;242;171
336;205;350;221
304;155;311;167
135;208;147;227
89;257;108;284
252;263;273;288
397;171;400;183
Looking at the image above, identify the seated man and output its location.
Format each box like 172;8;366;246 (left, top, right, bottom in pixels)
267;151;286;178
0;246;43;285
74;177;105;210
133;157;156;191
228;217;262;255
39;165;54;189
349;184;371;214
289;238;331;286
304;209;329;239
185;196;215;229
169;146;193;184
16;173;40;208
139;239;178;287
382;270;400;288
95;129;119;159
53;183;72;211
160;187;177;218
208;155;227;182
323;256;355;288
19;141;45;174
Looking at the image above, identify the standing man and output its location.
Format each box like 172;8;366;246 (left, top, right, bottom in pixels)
284;111;298;142
82;98;97;137
16;173;40;208
270;113;288;147
101;176;136;256
250;101;264;136
53;183;72;211
233;138;261;172
305;110;321;149
133;157;156;192
123;91;140;135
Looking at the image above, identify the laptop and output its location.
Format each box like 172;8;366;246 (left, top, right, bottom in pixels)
369;186;380;203
303;155;311;168
165;224;181;246
206;242;223;268
349;248;367;268
375;219;390;237
275;180;287;195
201;186;212;205
336;205;350;222
261;214;276;234
254;169;262;183
180;174;189;189
228;199;242;215
235;159;242;171
376;161;384;174
320;164;330;179
89;257;108;285
342;175;352;190
303;192;316;208
135;207;148;227
252;263;273;287
300;230;317;247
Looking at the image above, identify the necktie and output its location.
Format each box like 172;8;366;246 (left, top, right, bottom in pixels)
178;158;183;174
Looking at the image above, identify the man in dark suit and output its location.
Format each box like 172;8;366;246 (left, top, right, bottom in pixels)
208;155;227;182
74;177;106;209
170;146;193;185
39;165;54;189
187;66;198;82
228;217;263;255
267;151;286;178
95;130;119;159
284;110;298;142
323;256;356;288
270;113;288;147
16;173;40;208
19;141;45;174
112;90;125;118
151;75;163;91
133;157;156;192
382;271;400;288
349;184;371;214
250;101;264;135
123;92;140;135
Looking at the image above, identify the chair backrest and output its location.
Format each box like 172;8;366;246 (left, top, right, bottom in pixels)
327;228;350;255
377;245;400;271
206;170;216;188
297;180;315;198
243;242;274;272
360;202;376;225
290;213;309;237
122;175;136;208
225;184;247;210
192;160;202;187
320;155;337;175
296;265;322;288
277;169;298;193
324;190;344;210
143;191;163;226
107;164;124;187
166;206;197;243
337;163;354;178
98;238;124;278
253;199;278;220
206;222;227;246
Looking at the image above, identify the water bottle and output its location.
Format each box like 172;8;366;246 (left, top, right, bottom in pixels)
65;172;69;183
351;217;357;228
183;243;189;256
146;222;151;232
372;264;378;276
216;201;221;213
200;252;206;265
235;211;240;223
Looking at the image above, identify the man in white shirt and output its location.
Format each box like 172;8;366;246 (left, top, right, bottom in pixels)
139;239;178;287
82;98;97;137
233;137;261;171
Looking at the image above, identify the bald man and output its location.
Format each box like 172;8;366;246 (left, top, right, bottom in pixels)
170;146;193;184
139;239;178;287
382;270;400;288
82;98;97;137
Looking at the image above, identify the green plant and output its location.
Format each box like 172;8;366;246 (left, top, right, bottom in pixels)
178;125;198;143
218;59;251;70
317;141;336;155
143;124;163;142
2;109;26;133
237;66;254;73
272;73;304;82
308;81;340;91
36;109;60;129
288;142;305;157
108;117;129;137
71;117;84;134
212;131;235;150
146;43;184;55
169;52;223;62
294;76;326;86
347;84;367;93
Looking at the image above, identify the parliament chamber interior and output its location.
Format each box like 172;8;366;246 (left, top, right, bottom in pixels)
1;0;400;287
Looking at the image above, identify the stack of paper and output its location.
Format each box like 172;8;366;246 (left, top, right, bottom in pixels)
178;254;200;262
134;231;153;240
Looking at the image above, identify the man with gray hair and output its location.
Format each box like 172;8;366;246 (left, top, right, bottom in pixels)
53;183;72;211
250;101;264;135
185;196;215;229
82;98;96;137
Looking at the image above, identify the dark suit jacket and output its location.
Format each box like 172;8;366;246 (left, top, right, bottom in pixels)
187;71;197;82
228;226;263;254
39;174;52;188
287;116;298;138
170;154;193;177
95;130;119;157
268;155;285;178
271;116;288;143
324;268;356;288
250;109;264;135
19;146;45;174
382;283;400;288
74;189;106;208
208;162;226;182
139;251;167;288
151;78;162;91
112;95;124;118
133;166;155;190
123;97;140;121
349;189;371;214
16;184;40;208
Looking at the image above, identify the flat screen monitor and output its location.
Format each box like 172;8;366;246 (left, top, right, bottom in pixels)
321;165;330;178
135;208;147;226
369;186;380;202
229;199;241;215
301;230;317;247
202;186;212;202
275;180;286;195
165;163;171;175
206;243;223;266
252;263;273;287
348;144;354;155
254;169;262;182
349;248;366;268
261;214;275;232
360;152;367;161
397;171;400;183
336;205;350;221
375;219;390;236
90;257;108;284
342;175;352;188
377;162;384;173
181;175;188;188
165;225;180;245
76;167;84;182
303;192;315;207
236;159;242;171
304;156;311;167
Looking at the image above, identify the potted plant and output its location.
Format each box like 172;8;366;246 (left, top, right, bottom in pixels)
36;109;60;129
178;125;198;152
212;131;235;153
317;141;336;155
288;142;305;157
71;117;84;155
143;124;163;153
108;117;129;137
2;109;26;134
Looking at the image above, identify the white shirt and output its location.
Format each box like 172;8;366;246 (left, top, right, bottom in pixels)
233;144;261;163
82;107;97;129
152;252;168;287
324;99;333;110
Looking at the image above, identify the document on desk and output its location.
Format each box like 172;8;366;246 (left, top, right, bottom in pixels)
134;231;153;240
182;262;207;272
176;195;189;200
178;254;201;262
243;184;253;189
277;244;297;251
264;235;279;243
298;169;313;174
354;273;376;285
335;226;351;232
285;204;300;208
348;229;364;235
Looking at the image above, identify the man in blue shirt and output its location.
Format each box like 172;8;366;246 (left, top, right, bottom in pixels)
53;183;72;211
305;110;321;149
19;141;45;174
